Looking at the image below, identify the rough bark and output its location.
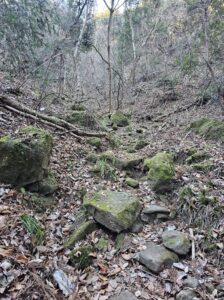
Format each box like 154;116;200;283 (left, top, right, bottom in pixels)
0;95;107;138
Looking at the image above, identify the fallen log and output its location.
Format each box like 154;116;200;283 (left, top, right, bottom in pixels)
0;95;107;138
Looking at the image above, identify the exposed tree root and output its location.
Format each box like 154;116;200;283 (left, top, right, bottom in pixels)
0;95;107;139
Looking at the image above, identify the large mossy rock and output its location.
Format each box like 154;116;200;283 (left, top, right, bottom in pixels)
190;118;224;141
83;190;142;233
0;126;53;187
111;111;129;127
27;172;58;195
144;152;175;193
65;111;98;128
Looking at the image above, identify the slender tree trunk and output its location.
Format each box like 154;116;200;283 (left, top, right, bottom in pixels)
107;2;115;113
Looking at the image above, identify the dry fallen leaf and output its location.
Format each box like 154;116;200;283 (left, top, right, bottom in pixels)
0;247;13;257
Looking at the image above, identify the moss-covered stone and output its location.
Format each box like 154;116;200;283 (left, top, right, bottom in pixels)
125;177;139;188
92;160;117;180
83;190;142;233
111;111;129;127
71;103;86;111
144;152;175;193
115;233;125;250
28;173;58;195
95;236;108;251
66;111;98;128
135;140;148;150
69;245;95;270
190;118;224;141
64;220;97;249
86;137;101;148
0;126;53;187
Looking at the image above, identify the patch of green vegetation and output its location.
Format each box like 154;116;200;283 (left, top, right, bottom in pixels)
111;111;129;127
21;214;45;245
178;185;221;229
69;245;95;270
93;159;117;180
95;236;108;251
125;177;139;188
70;103;86;111
135;139;148;150
86;137;101;148
190;118;224;141
64;220;97;249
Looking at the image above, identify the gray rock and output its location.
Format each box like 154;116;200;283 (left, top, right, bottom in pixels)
141;205;170;223
176;289;197;300
137;242;179;273
130;219;143;233
162;230;191;255
109;290;138;300
183;276;199;289
83;190;142;233
143;205;170;214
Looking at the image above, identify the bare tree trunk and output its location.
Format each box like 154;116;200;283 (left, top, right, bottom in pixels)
107;1;115;113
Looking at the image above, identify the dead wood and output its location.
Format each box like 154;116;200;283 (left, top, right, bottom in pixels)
0;95;107;139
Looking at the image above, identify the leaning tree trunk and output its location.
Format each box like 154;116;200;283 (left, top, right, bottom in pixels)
0;95;107;139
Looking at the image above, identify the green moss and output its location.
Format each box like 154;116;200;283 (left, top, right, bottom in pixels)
21;214;45;245
92;159;117;180
0;127;53;187
144;152;174;181
64;220;97;249
125;177;139;188
191;162;213;172
66;111;97;128
69;245;95;270
186;150;210;164
95;236;108;251
135;140;148;150
83;191;142;232
111;111;129;127
115;233;125;250
71;103;86;111
86;137;101;148
190;118;224;141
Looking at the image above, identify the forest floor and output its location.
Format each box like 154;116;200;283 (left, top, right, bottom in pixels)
0;79;224;300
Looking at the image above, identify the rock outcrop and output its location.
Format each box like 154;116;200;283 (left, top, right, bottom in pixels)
83;190;142;233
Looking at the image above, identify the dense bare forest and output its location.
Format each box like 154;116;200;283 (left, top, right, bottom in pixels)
0;0;223;299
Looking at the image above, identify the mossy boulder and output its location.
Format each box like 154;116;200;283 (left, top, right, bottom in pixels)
135;140;148;150
144;152;175;193
83;190;142;233
64;220;97;249
125;177;139;188
162;230;191;255
190;118;224;141
86;137;101;148
111;111;129;127
27;173;58;195
70;103;86;111
66;111;98;128
69;245;95;270
0;126;53;187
